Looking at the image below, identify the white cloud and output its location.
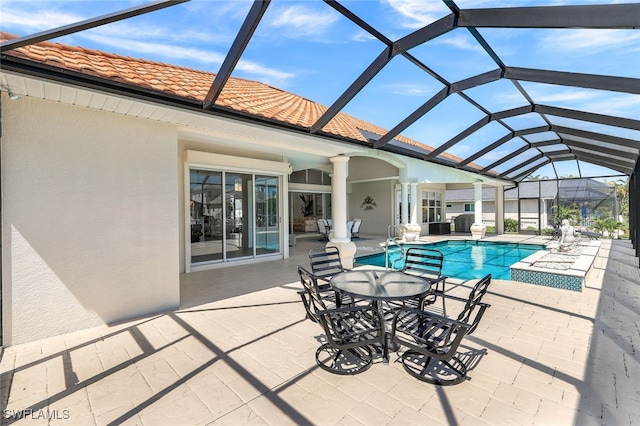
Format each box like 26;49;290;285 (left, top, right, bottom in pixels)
2;1;295;86
82;34;294;85
384;0;450;29
2;2;236;45
267;5;338;38
386;83;436;97
581;95;640;118
234;61;295;86
0;8;84;32
527;87;640;119
540;29;640;53
433;33;484;53
351;30;377;43
82;34;224;64
531;89;599;104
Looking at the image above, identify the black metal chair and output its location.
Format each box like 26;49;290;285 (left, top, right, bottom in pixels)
315;305;385;375
309;246;345;286
446;273;492;335
308;246;357;307
390;274;492;385
298;266;384;374
398;247;447;314
297;265;344;323
550;216;562;240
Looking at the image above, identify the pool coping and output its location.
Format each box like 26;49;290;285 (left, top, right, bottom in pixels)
510;239;601;291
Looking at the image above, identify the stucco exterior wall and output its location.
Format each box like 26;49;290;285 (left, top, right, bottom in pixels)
348;156;398;182
2;95;180;345
349;180;396;236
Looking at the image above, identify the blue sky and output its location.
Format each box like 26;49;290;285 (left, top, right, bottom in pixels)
2;0;639;180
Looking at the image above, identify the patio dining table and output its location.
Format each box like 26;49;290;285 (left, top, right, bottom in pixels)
330;269;432;364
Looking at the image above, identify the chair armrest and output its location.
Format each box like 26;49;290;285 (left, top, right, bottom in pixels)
391;307;470;359
431;275;448;293
297;289;317;323
442;293;491;310
316;305;385;349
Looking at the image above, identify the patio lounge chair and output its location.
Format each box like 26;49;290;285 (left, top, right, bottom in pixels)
350;219;362;238
391;274;492;385
317;219;330;241
578;229;601;240
298;266;384;374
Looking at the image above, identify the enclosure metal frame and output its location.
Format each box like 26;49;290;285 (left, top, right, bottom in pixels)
1;0;639;265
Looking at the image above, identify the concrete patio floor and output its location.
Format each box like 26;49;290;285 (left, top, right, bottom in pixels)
1;234;639;425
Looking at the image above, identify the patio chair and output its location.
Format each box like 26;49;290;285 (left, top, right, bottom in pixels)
396;248;447;314
578;229;601;240
317;219;330;241
309;246;345;286
350;219;362;238
297;265;344;323
550;216;562;240
390;274;492;385
299;265;384;374
445;273;492;335
315;305;385;374
308;246;357;306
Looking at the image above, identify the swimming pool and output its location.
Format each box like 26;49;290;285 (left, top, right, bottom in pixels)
355;240;546;280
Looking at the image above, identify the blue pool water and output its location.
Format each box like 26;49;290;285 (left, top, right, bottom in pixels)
355;240;545;280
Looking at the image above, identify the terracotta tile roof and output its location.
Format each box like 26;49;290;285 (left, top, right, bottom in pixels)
1;32;472;167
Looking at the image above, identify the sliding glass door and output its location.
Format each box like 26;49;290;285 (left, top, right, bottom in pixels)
190;169;281;266
225;173;252;260
256;175;280;255
190;170;223;263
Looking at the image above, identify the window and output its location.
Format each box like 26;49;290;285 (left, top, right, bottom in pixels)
422;191;443;223
289;168;331;185
464;203;475;212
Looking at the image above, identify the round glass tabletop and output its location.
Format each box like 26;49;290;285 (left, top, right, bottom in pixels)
330;270;431;301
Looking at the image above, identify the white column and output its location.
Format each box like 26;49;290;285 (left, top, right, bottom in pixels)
495;186;504;234
471;181;486;239
327;156;357;267
330;156;349;242
403;182;422;239
474;182;483;224
410;183;419;225
401;182;409;226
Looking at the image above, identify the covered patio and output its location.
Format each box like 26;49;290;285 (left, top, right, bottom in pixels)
2;235;638;425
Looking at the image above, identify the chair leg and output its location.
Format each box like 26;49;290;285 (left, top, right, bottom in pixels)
315;343;373;375
400;350;467;385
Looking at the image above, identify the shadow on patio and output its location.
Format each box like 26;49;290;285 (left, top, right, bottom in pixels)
1;239;639;425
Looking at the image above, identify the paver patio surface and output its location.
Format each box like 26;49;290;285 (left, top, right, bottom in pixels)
1;236;639;425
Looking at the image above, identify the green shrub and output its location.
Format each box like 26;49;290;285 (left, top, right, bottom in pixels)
504;218;518;233
592;217;622;238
